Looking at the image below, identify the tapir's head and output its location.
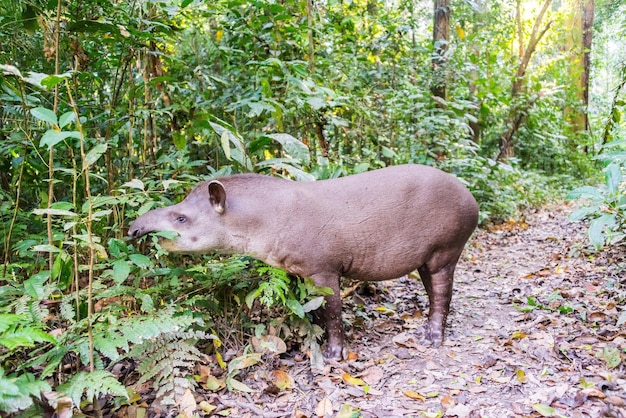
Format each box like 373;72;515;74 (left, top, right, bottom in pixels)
128;180;228;253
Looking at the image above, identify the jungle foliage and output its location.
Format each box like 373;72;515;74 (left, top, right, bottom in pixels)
0;0;624;415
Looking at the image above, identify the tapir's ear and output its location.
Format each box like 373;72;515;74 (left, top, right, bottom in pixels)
208;181;226;214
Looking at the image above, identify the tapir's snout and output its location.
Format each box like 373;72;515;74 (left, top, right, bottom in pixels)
128;224;143;238
128;215;155;239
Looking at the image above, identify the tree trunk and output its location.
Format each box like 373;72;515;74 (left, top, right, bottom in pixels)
431;0;450;103
497;0;553;161
582;0;594;132
563;0;594;136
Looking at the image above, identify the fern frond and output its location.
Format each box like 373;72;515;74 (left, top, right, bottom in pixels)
0;368;51;414
58;370;128;410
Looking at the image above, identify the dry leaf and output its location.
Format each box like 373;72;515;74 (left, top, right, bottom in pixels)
269;370;294;390
360;366;384;385
441;394;455;408
511;331;529;339
198;401;217;414
516;369;528;384
316;396;333;417
250;335;287;354
178;388;197;417
342;372;367;387
203;375;225;391
403;390;425;401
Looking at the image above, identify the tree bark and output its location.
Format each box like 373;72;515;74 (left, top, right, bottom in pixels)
431;0;450;103
581;0;594;132
497;0;553;161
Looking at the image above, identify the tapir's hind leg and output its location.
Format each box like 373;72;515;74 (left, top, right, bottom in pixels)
417;261;457;347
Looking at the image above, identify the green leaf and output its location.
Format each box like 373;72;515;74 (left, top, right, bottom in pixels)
532;403;557;417
129;253;152;269
568;206;598;222
23;271;48;299
263;133;310;165
220;130;232;160
84;143;107;169
40;130;81;149
302;296;325;313
31;244;63;253
40;72;74;89
122;179;145;190
604;163;622;194
58;370;128;408
32;208;77;217
596;346;622;369
0;314;25;333
112;260;131;284
588;213;616;249
286;299;305;318
59;111;76;128
228;378;256;393
0;327;56;350
138;294;154;312
30;107;57;125
566;186;604;201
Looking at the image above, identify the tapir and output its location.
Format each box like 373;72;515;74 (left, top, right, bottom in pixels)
128;164;479;360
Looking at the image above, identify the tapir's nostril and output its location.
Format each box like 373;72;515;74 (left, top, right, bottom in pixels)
129;227;140;238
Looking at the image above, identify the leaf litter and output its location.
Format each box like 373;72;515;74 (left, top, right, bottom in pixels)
136;203;626;417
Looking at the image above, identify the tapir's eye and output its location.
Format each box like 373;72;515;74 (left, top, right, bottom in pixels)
176;215;187;223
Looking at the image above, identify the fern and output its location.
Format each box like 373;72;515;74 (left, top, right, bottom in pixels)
0;368;51;414
92;305;202;361
57;370;128;409
128;329;216;406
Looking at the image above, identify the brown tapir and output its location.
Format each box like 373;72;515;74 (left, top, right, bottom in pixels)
128;164;479;360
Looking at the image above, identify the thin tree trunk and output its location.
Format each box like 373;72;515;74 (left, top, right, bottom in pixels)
582;0;594;132
432;0;450;103
497;0;553;161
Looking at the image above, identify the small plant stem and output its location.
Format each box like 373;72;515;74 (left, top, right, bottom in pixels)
65;81;102;418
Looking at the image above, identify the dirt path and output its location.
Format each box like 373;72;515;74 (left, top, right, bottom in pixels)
206;203;625;418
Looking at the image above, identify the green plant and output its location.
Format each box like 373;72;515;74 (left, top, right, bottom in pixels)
567;140;626;249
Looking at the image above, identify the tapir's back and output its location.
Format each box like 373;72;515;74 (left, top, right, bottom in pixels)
293;165;478;280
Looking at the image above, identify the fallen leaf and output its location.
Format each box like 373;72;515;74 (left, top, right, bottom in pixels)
335;404;361;418
316;397;333;417
228;378;256;393
360;366;384;385
250;335;287;354
198;401;217;413
604;395;626;407
596;346;622;369
403;390;425;401
511;331;530;340
342;372;366;387
228;353;261;372
374;306;396;315
441;394;455;408
516;369;528;384
203;375;225;391
446;403;472;418
532;403;557;417
269;370;294;390
178;388;196;417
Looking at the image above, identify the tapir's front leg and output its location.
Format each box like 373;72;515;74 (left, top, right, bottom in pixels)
311;273;346;360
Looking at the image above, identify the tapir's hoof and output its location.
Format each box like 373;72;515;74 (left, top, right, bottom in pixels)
416;324;443;348
323;345;347;361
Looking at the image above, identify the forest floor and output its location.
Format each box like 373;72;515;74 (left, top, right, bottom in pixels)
142;202;626;418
